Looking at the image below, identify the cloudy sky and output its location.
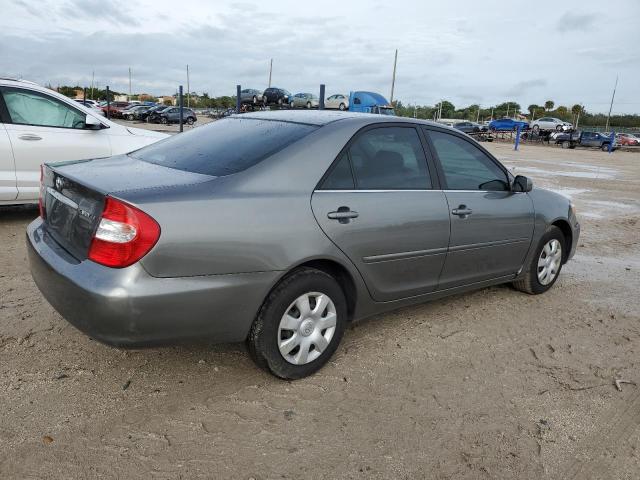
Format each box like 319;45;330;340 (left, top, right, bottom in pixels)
1;0;639;113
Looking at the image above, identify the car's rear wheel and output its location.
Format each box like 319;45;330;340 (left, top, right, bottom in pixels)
186;117;194;125
556;125;563;131
532;125;540;134
561;140;570;149
306;101;312;109
161;117;168;125
290;101;294;108
248;267;347;379
252;95;257;104
339;103;346;111
513;226;565;295
601;144;610;151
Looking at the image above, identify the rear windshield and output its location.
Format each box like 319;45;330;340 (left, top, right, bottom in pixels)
130;117;318;176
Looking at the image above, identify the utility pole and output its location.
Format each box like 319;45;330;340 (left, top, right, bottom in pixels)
91;70;95;100
390;49;398;104
128;67;132;100
268;59;273;88
186;64;190;108
476;106;480;123
605;75;618;132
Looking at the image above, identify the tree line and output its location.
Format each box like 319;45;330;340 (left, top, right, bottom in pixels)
393;99;640;128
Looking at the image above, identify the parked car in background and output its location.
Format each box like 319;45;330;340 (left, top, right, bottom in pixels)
531;117;572;133
0;78;167;205
348;91;395;115
146;106;172;123
141;105;169;122
325;94;349;110
263;87;292;106
27;110;579;379
616;132;640;146
240;89;264;105
290;93;319;109
123;105;154;121
101;101;130;118
153;107;197;125
488;118;529;132
453;121;487;134
551;131;617;151
75;99;100;109
74;99;106;117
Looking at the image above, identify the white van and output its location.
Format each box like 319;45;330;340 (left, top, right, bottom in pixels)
0;78;168;205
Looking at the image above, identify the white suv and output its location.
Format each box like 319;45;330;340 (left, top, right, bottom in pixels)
531;117;573;133
0;78;168;205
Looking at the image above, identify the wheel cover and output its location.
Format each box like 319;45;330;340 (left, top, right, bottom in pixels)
537;239;562;285
278;292;337;365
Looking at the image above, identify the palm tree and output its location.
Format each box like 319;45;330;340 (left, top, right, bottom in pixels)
571;104;584;128
528;104;540;119
544;100;554;111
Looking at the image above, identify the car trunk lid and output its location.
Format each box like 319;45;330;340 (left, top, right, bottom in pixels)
41;155;213;261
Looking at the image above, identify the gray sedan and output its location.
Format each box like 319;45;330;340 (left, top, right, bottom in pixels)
27;111;580;379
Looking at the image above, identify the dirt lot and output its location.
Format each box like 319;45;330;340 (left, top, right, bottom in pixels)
1;142;639;479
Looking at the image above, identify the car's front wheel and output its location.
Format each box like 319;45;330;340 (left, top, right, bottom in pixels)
186;117;195;125
532;125;540;134
339;103;346;111
248;268;347;379
513;226;565;294
161;117;168;125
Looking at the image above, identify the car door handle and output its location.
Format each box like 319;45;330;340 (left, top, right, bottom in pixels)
18;134;42;141
451;206;473;217
328;207;359;223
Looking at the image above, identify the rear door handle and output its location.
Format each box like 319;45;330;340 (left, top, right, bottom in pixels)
19;134;42;141
451;206;473;217
328;207;359;224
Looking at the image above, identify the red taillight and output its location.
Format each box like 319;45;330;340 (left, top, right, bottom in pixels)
38;165;46;219
88;197;160;268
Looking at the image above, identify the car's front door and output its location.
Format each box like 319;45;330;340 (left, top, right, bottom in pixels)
0;121;17;201
424;128;534;289
0;87;111;202
312;125;450;301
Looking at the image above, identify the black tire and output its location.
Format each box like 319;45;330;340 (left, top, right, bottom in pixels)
561;140;570;149
601;144;610;152
532;125;540;134
186;117;195;125
277;98;283;105
248;267;347;379
338;103;346;111
161;117;168;125
306;101;312;109
290;101;295;109
252;95;257;104
513;226;565;295
556;125;563;131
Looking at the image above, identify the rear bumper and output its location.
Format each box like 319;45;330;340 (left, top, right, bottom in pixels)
27;218;279;347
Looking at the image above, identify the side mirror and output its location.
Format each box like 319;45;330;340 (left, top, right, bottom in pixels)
512;175;533;193
84;115;102;130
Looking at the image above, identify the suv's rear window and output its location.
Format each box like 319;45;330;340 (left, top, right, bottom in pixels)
130;117;318;176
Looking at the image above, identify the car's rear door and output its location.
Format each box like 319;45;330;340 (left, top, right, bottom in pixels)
0;86;111;203
423;127;534;289
312;124;450;301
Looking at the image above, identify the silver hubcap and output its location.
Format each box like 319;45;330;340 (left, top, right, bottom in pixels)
537;239;562;285
278;292;337;365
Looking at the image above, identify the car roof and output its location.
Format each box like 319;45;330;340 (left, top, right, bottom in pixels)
236;110;447;129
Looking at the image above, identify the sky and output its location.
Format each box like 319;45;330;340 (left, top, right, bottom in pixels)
1;0;639;114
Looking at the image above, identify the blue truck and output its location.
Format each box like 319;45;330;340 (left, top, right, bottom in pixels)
348;91;395;115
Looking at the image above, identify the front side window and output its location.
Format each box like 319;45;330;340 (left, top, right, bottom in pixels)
347;127;430;189
132;118;318;176
427;130;509;191
1;87;87;129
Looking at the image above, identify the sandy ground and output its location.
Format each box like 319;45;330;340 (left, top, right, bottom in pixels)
1;142;639;479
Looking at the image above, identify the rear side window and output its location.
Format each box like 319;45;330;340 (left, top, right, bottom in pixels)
349;127;431;189
131;118;318;176
321;126;431;190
